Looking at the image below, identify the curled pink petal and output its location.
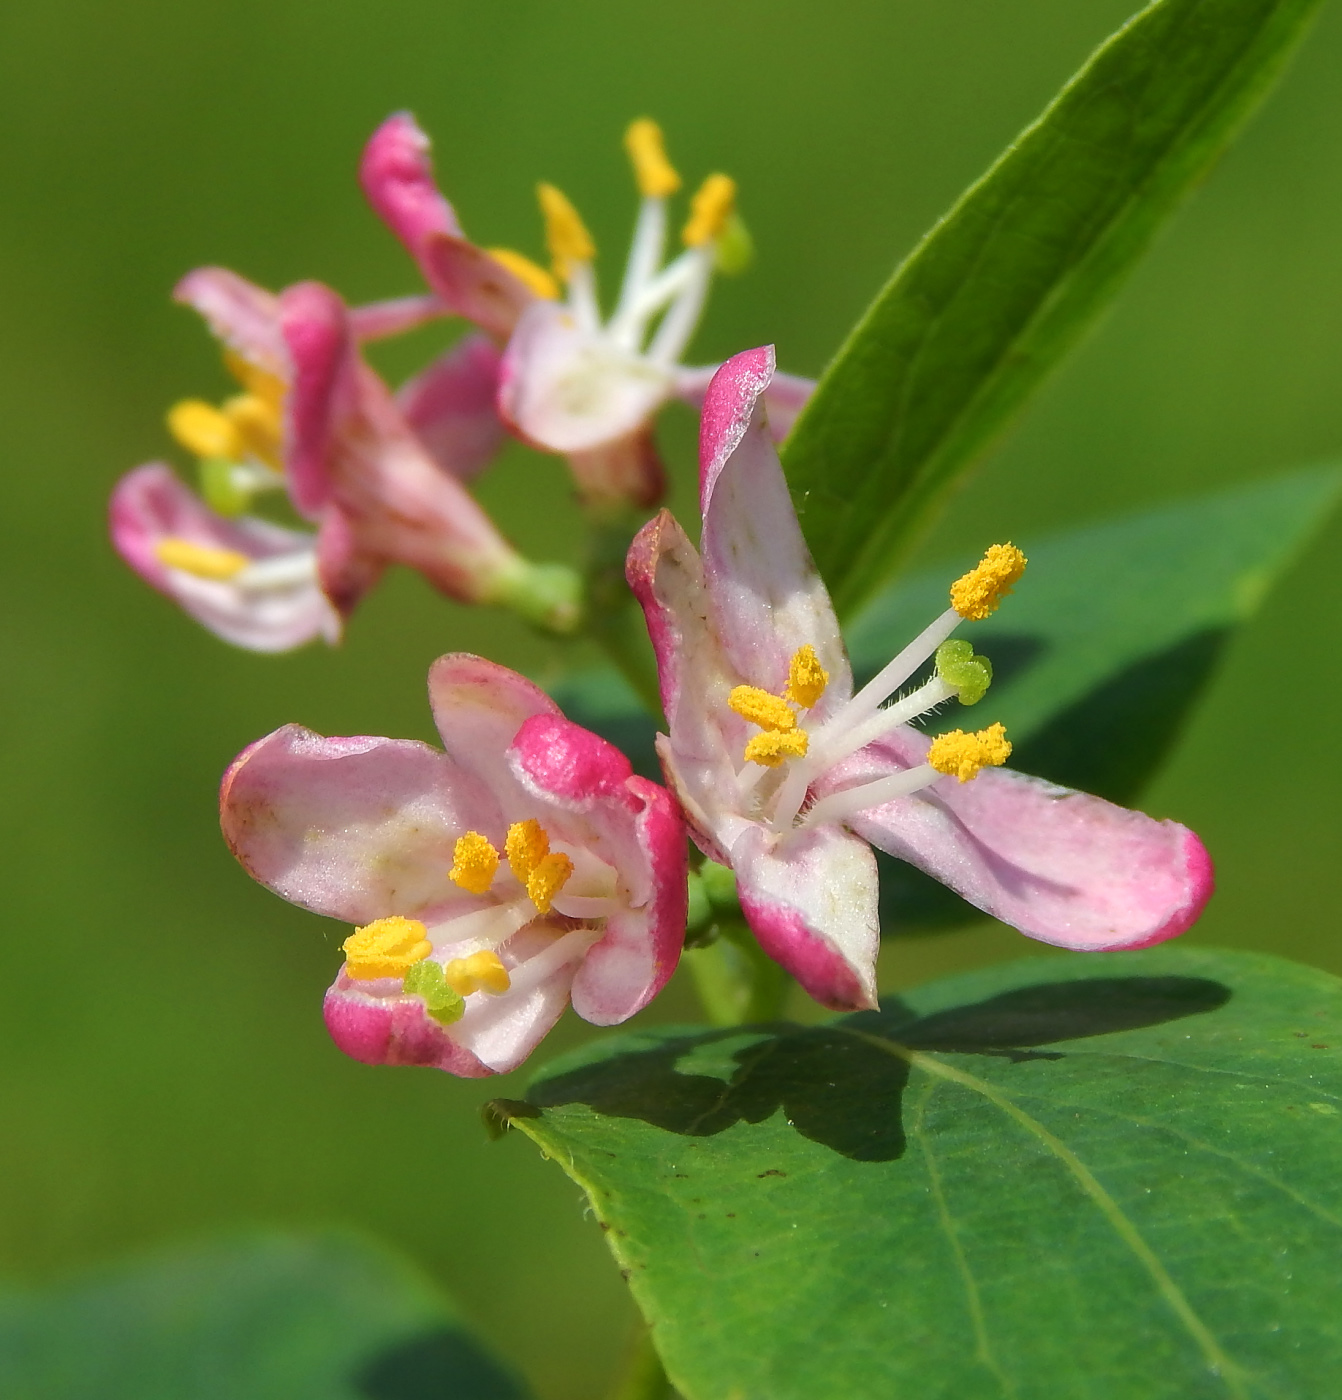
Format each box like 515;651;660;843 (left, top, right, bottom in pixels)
832;727;1215;951
396;333;507;481
675;364;816;444
174;267;287;375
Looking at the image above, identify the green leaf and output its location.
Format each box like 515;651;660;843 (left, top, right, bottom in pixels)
782;0;1325;616
494;946;1342;1400
0;1231;531;1400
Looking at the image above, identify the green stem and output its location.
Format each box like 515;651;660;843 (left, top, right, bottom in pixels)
685;918;792;1026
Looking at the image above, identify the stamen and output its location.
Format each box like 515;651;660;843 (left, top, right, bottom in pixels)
488;248;560;300
223;394;282;467
934;639;993;706
224;351;285;408
505;819;550;883
527;852;574;914
449;831;500;895
155;538;250;581
950;543;1027;620
799;764;941;830
927;724;1012;782
624;119;681;198
167;400;243;461
402;958;466;1025
343;916;433;980
786;645;829;709
745;730;809;768
443;949;512;996
728;686;796;732
538;183;596;280
682;174;736;247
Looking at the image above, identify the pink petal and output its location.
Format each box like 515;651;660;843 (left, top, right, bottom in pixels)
698;347;850;709
732;822;880;1011
219;723;499;926
280;281;520;601
675;364;816;443
349;292;448;342
832;728;1216;951
314;505;385;619
359;112;534;341
498;299;674;460
110;463;338;651
173;267;287;376
324;989;494;1077
396;333;507;482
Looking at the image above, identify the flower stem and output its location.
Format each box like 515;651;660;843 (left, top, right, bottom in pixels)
685;918;792;1026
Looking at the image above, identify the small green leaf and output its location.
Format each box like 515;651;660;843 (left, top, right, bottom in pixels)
783;0;1325;616
498;946;1342;1400
0;1231;531;1400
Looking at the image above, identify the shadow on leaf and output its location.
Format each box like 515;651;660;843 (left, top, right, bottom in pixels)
514;976;1229;1164
356;1326;530;1400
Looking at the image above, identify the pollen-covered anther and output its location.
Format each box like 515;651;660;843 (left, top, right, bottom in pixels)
786;645;829;709
744;729;810;768
537;183;596;280
449;831;500;895
443;949;512;996
728;685;796;732
223;351;285;408
488;248;560;300
527;852;575;914
950;543;1028;620
154;538;251;580
223;394;283;465
343;915;433;980
167;399;243;461
927;723;1012;783
505;818;550;883
625;118;681;198
683;174;736;247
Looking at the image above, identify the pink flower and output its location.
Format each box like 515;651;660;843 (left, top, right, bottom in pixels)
220;655;688;1077
110;268;579;649
362;113;814;511
627;347;1214;1011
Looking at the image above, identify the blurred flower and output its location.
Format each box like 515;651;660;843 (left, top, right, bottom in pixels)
111;268;581;650
220;655;688;1076
361;113;814;513
627;346;1215;1010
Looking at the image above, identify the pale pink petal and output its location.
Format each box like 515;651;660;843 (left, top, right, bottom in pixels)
173;267;287;376
396;333;507;481
499;299;675;456
675;364;816;444
360;112;534;340
349;292;448;342
698;347;850;710
314;506;385;619
219;723;499;926
110;463;338;651
831;728;1216;951
732;822;879;1011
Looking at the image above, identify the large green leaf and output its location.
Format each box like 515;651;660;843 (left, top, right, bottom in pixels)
782;0;1324;616
492;946;1342;1400
0;1231;530;1400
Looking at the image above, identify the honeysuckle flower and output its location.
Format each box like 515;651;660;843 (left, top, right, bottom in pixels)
627;346;1214;1011
110;267;580;650
361;112;815;512
220;655;688;1077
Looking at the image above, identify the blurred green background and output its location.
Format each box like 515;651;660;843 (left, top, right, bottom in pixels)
3;0;1341;1395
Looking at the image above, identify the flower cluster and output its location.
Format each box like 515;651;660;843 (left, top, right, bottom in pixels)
128;120;1216;1077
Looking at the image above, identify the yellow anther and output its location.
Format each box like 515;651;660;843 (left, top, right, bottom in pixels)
442;949;512;997
527;851;574;915
223;394;283;467
154;538;250;581
505;818;550;884
744;729;810;768
682;173;737;247
926;723;1013;783
728;685;796;732
950;543;1028;621
624;118;681;198
449;831;500;895
786;645;829;709
487;248;560;300
537;183;596;280
224;350;285;409
168;399;243;461
342;915;433;980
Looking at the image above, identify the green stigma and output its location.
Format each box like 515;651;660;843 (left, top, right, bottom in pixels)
199;457;253;517
935;639;994;706
714;212;754;276
403;958;466;1026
